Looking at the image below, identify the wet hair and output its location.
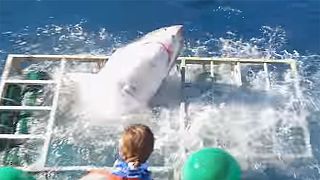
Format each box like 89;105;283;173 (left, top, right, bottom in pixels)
119;124;154;167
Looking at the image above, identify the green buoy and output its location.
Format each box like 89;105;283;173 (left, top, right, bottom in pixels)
182;148;241;180
0;167;35;180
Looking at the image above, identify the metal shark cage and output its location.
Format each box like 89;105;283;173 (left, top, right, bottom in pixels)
0;54;312;179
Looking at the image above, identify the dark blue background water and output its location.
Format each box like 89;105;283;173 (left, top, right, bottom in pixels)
0;0;320;179
0;0;319;54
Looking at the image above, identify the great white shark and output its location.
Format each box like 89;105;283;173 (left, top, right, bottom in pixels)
73;25;183;122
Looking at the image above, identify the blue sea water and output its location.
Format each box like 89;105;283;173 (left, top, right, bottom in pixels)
0;0;319;54
0;0;320;179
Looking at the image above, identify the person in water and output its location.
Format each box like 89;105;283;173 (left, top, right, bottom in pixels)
80;124;154;180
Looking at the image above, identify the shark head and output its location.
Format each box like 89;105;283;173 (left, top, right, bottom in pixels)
140;25;183;66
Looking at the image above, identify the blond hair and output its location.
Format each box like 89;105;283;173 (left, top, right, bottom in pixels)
119;124;154;167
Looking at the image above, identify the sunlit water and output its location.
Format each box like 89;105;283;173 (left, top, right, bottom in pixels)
0;1;320;180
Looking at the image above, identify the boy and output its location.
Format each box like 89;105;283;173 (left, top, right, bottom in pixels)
112;124;154;180
80;124;154;180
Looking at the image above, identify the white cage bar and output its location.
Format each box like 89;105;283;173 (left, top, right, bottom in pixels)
0;54;310;176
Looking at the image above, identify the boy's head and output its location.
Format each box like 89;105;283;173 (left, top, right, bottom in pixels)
119;124;154;167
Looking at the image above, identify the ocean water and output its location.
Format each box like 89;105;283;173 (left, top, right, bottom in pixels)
0;0;320;180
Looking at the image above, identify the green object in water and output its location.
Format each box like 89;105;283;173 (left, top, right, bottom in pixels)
17;112;32;134
182;148;241;180
0;167;35;180
26;70;49;80
16;70;48;134
0;84;22;131
3;84;22;105
22;90;38;106
0;111;15;134
0;85;22;150
3;148;21;166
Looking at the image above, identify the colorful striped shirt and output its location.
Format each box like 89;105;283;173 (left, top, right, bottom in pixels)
112;159;152;180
